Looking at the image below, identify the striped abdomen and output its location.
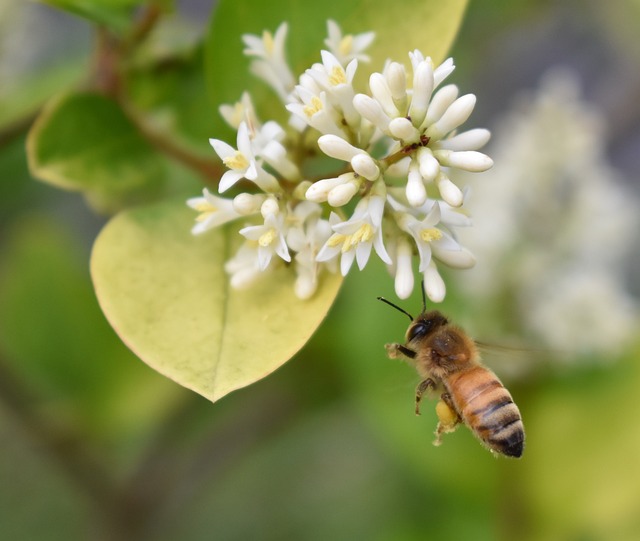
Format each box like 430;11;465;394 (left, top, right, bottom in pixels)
445;366;525;457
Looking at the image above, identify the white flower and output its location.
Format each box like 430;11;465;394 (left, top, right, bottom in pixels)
187;189;240;234
396;202;462;272
225;242;262;289
239;212;291;270
192;24;492;303
243;23;295;101
324;20;375;65
209;122;279;193
286;87;345;137
305;50;360;128
317;192;391;275
286;202;334;299
219;92;259;131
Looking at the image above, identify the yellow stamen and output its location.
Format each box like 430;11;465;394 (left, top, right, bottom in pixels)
350;223;374;246
326;233;347;248
193;201;215;213
223;151;249;171
303;96;323;118
262;30;274;54
339;35;353;57
328;66;347;86
194;201;215;222
420;228;443;243
259;228;277;247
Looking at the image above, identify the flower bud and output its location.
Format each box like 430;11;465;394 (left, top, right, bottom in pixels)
424;261;446;303
318;134;362;161
394;238;415;299
434;150;493;172
233;193;264;215
423;84;459;127
351;153;380;180
417;147;440;182
408;60;434;128
436;128;491;151
407;163;427;207
353;93;391;133
388;117;420;142
328;181;359;206
261;196;280;218
426;94;476;140
436;174;463;207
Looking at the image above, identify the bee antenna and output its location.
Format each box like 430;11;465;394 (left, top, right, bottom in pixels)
420;280;427;312
377;297;414;321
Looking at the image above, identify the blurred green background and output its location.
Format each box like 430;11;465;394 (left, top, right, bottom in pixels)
1;1;640;540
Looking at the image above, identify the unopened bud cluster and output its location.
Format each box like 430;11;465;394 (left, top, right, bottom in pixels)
188;21;492;301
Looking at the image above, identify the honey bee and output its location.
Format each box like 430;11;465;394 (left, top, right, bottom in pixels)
379;294;525;458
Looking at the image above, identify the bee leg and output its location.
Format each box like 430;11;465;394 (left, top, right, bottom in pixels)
433;395;461;446
415;378;436;415
385;343;416;360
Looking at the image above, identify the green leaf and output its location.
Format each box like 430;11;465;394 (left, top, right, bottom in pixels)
27;92;167;213
205;0;468;136
41;0;140;33
91;198;343;403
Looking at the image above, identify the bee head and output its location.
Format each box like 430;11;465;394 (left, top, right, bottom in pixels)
406;310;448;343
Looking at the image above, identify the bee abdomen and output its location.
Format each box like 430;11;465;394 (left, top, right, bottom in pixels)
449;368;525;458
477;406;525;458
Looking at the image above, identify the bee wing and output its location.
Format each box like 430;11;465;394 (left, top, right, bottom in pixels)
474;340;552;378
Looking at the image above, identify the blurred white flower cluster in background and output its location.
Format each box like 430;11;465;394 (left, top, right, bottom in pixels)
189;21;492;301
456;71;638;361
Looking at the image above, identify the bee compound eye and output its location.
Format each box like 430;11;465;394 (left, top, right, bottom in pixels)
408;322;429;341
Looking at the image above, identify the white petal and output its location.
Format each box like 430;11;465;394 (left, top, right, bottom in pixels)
219;169;245;192
209;138;235;160
373;229;392;265
433;58;455;87
340;249;356;275
355;242;374;270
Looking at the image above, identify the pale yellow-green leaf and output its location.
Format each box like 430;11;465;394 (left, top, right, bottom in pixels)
91;198;342;403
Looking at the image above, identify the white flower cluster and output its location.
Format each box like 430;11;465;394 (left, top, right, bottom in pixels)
456;71;638;360
189;21;492;301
